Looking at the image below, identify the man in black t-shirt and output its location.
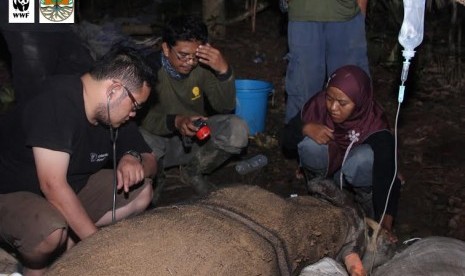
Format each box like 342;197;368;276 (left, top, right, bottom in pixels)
0;46;157;275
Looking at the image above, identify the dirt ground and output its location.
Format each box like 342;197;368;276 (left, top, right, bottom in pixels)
1;1;465;273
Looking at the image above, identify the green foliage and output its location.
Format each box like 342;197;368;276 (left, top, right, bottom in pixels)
0;84;15;114
0;85;14;104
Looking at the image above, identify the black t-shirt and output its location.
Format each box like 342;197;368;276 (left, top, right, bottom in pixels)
0;75;152;195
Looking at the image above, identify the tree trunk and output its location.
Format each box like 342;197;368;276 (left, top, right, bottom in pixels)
202;0;226;39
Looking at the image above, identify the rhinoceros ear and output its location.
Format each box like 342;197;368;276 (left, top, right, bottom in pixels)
365;218;380;233
364;217;381;256
363;218;396;271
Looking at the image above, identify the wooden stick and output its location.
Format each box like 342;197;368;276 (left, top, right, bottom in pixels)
224;2;269;26
252;0;257;33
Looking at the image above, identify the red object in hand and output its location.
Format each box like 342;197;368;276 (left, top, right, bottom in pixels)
193;119;210;140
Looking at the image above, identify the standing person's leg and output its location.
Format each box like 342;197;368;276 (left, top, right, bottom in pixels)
285;21;326;124
326;13;370;76
0;192;68;276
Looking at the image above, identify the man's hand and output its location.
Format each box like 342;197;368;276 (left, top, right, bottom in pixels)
117;154;145;193
117;150;157;193
344;253;367;276
196;43;229;74
302;122;334;144
357;0;368;15
174;115;208;136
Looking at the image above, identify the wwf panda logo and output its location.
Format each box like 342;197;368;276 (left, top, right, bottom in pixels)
13;0;29;12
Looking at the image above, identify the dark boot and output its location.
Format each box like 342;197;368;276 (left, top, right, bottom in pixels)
353;187;375;218
151;159;166;206
180;142;232;196
302;168;325;195
179;164;216;196
151;171;166;206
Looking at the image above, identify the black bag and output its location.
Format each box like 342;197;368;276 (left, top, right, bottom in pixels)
280;111;303;159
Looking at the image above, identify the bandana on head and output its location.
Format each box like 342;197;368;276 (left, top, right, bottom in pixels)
301;65;390;175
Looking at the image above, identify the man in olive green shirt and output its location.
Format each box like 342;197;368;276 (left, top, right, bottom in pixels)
140;15;248;200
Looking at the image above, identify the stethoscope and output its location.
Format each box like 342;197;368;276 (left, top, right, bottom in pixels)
107;91;119;224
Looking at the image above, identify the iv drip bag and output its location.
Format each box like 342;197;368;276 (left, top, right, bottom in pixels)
398;0;426;59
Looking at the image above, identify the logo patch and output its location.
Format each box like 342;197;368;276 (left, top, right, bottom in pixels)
9;0;34;23
90;152;109;163
191;86;201;100
39;0;75;23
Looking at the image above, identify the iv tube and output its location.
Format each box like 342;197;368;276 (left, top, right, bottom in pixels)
369;5;427;273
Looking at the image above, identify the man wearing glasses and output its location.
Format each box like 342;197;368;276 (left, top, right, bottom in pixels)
140;15;248;201
0;46;157;275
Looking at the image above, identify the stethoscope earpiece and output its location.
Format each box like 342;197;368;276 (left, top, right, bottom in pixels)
108;90;115;101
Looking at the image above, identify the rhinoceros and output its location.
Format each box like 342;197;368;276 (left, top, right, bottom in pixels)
300;236;465;276
46;182;367;276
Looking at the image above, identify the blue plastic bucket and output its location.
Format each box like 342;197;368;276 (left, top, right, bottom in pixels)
235;79;273;135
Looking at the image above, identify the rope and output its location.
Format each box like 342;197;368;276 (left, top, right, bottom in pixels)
197;203;291;276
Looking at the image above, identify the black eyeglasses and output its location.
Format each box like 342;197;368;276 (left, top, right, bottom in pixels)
121;84;142;111
171;47;198;63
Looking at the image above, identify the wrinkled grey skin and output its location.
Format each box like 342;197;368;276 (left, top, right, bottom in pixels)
373;236;465;276
299;234;465;275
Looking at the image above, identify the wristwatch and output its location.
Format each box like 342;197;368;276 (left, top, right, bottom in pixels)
123;150;142;163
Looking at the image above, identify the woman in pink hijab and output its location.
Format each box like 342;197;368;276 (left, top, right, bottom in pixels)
298;65;401;240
